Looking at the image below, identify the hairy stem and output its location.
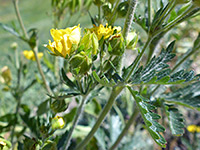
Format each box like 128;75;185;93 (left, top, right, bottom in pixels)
122;0;138;39
64;94;89;149
75;86;124;150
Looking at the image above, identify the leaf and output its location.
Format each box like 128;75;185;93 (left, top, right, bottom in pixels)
37;99;50;116
94;128;106;150
92;71;117;87
128;87;166;148
165;104;185;136
0;23;21;38
63;107;77;124
61;68;77;90
130;41;197;85
85;98;102;117
109;116;122;145
162;82;200;110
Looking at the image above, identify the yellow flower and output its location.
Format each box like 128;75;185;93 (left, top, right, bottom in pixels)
89;24;121;40
45;25;81;58
23;50;43;61
51;116;65;130
187;124;200;133
0;66;12;85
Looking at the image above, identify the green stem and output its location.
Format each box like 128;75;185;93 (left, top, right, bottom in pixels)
11;96;21;144
108;0;121;26
75;86;124;150
12;0;28;39
109;102;138;150
153;4;195;37
148;0;152;26
64;94;89;149
32;46;53;95
122;0;138;39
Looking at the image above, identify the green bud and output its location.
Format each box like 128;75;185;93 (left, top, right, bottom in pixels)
51;116;65;130
108;0;116;4
102;2;112;18
10;42;18;50
69;51;92;75
108;33;125;56
80;32;99;55
93;0;105;6
50;100;68;113
126;31;138;50
117;1;129;18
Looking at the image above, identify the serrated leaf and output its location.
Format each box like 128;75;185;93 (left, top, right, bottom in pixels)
162;82;200;110
165;104;185;136
128;87;166;147
130;41;197;85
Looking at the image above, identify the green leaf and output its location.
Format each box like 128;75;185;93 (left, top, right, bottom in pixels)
92;71;117;87
128;87;166;148
109;116;122;145
0;23;21;38
41;140;57;150
130;41;197;85
85;98;102;117
165;104;185;136
37;99;50;116
23;136;40;150
61;68;77;90
94;127;106;150
63;107;77;124
162;82;200;110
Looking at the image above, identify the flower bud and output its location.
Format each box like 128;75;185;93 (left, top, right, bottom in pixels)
93;0;105;6
69;51;92;75
51;100;68;113
80;32;99;55
108;0;116;4
117;1;129;18
0;66;12;85
102;2;112;18
51;116;65;130
126;31;138;50
10;42;18;50
108;33;125;56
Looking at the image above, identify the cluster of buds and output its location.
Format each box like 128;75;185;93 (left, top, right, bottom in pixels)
45;23;138;75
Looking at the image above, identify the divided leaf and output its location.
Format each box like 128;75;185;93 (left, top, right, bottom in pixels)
128;87;166;147
130;41;196;85
165;104;185;136
92;71;123;87
162;82;200;110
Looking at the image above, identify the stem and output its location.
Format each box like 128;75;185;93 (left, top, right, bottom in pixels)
122;0;138;39
148;0;152;26
75;86;124;150
98;5;101;24
153;4;195;37
32;46;53;95
109;103;138;150
125;36;152;82
64;94;88;149
109;0;121;26
12;0;28;39
11;97;21;144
